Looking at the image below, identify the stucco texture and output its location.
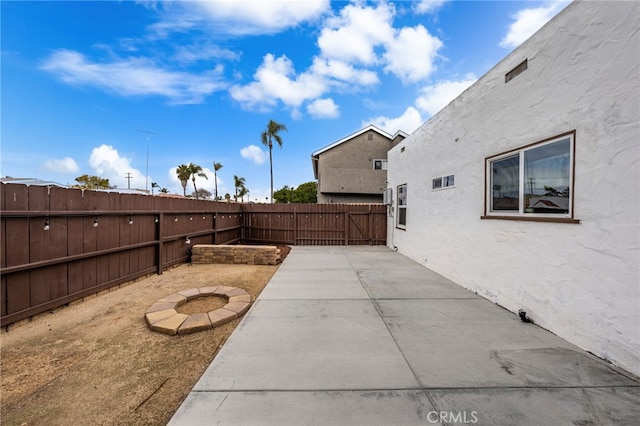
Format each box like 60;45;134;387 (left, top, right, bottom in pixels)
387;1;640;376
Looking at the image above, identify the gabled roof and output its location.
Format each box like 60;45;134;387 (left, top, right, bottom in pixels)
311;124;408;158
310;124;408;179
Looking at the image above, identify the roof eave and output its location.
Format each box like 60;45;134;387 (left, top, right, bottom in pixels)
311;124;399;157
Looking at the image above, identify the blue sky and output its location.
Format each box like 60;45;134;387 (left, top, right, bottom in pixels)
1;0;570;200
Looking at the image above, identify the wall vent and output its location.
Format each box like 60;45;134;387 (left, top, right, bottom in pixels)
505;59;528;83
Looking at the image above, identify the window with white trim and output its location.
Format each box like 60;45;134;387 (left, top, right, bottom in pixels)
397;184;407;229
432;174;455;190
485;131;575;220
373;159;387;170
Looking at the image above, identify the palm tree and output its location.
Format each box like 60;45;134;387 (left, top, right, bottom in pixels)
176;164;191;196
238;187;249;203
233;175;246;202
213;162;223;200
260;119;287;203
188;163;207;200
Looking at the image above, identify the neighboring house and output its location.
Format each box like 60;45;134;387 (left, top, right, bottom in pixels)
0;177;68;187
0;177;151;195
386;1;639;377
312;125;407;203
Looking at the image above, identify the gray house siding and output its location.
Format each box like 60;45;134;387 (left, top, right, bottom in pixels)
313;126;406;203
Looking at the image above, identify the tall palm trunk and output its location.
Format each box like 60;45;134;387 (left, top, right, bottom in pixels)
260;119;287;204
268;138;274;203
192;177;199;200
214;172;218;200
213;162;223;201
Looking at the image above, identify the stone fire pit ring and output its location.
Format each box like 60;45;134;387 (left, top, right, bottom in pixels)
144;286;251;335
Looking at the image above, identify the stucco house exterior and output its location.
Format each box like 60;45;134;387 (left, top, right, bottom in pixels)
386;0;639;377
312;125;407;203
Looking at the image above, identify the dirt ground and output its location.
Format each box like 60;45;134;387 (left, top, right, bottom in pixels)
1;247;289;426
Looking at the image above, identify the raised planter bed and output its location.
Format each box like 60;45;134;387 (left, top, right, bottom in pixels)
191;244;280;265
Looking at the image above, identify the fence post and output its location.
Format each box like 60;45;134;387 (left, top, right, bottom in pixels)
241;210;245;242
213;212;218;244
368;205;373;246
156;212;163;274
344;211;349;245
293;208;298;246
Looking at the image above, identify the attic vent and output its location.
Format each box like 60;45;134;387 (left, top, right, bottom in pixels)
505;59;528;83
367;134;373;140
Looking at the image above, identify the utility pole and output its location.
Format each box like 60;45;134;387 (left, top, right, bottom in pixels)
527;177;535;195
137;129;158;193
125;172;133;189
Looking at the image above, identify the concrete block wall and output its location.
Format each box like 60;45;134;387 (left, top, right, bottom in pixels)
191;245;280;265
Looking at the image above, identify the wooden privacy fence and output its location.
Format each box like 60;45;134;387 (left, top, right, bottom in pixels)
242;203;387;246
0;183;386;326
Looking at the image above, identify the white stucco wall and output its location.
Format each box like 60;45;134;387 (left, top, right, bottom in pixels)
387;1;640;376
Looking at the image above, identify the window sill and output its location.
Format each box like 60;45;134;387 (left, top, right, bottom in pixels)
395;226;407;231
480;215;580;224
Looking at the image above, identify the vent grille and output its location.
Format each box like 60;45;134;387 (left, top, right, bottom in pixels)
505;59;528;83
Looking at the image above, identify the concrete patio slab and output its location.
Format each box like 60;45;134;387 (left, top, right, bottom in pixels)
427;387;640;426
344;247;422;270
192;299;420;391
171;390;437;426
357;268;479;299
378;298;638;388
169;246;640;426
276;250;353;270
259;269;369;300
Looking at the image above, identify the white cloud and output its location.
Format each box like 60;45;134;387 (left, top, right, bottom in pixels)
89;144;147;190
383;25;443;83
365;106;424;135
229;54;326;110
171;42;240;64
317;2;442;84
229;2;434;115
499;1;569;49
240;145;268;165
146;17;197;40
364;74;477;134
317;2;395;65
146;1;329;40
310;57;379;86
193;0;330;35
413;0;449;14
42;157;80;173
40;49;226;104
226;1;444;117
307;98;339;118
415;75;477;116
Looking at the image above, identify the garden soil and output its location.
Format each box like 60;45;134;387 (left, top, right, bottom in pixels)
1;246;289;426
